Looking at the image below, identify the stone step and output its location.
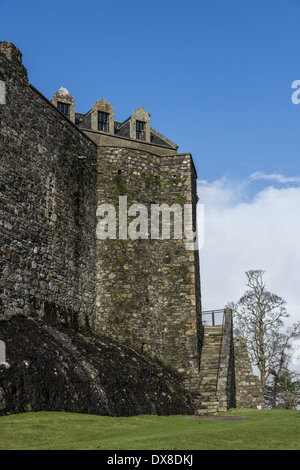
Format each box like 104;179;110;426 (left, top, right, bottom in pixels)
199;363;219;368
200;374;218;380
199;384;218;390
199;375;219;380
204;326;223;332
203;333;222;339
201;350;221;355
200;403;219;408
196;410;219;416
198;325;225;415
196;405;219;415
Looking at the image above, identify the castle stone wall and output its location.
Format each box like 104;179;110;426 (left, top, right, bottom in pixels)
95;147;202;399
0;41;264;415
0;44;98;329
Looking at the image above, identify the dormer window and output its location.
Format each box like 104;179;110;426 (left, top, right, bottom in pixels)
57;102;70;118
52;88;75;123
130;108;150;142
136;121;146;140
98;112;109;133
92;99;114;134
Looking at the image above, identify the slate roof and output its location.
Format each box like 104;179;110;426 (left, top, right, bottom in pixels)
75;111;92;129
75;111;178;150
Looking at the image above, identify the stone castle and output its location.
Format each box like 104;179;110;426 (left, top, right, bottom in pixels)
0;41;264;416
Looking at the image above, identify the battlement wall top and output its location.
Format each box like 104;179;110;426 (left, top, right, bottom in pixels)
0;41;28;81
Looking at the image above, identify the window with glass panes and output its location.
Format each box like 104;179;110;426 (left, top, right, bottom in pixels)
136;121;146;140
57;102;70;118
98;112;109;132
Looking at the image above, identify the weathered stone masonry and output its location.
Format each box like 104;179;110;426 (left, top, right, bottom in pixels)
0;42;264;415
95;147;202;402
0;42;203;409
0;42;98;329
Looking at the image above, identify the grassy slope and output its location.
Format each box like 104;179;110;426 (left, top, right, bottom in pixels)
0;409;299;450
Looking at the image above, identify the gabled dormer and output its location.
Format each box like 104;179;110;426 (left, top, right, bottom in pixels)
92;98;114;134
75;101;178;154
130;107;151;142
52;87;75;123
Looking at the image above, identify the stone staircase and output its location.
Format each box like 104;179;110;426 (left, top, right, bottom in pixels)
197;325;223;415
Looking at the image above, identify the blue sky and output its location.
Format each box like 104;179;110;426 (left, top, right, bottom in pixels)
1;0;300;362
2;0;300;182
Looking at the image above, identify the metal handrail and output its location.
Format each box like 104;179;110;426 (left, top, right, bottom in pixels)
202;309;225;326
202;309;225;313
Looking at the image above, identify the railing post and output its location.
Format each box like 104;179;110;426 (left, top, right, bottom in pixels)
212;311;215;326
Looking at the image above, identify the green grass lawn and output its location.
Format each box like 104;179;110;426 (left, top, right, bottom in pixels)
0;409;299;450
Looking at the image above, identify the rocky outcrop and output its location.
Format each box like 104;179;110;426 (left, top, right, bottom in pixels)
0;316;193;417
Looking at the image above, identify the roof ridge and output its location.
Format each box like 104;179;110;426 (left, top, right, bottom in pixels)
116;116;131;129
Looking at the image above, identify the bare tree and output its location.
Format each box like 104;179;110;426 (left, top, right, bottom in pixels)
232;270;300;392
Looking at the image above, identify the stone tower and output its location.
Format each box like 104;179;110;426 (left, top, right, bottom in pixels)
74;100;203;401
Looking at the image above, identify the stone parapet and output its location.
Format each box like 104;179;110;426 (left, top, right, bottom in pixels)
234;338;265;409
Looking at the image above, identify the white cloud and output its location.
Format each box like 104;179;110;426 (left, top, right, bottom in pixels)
197;177;300;333
249;171;300;184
